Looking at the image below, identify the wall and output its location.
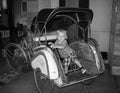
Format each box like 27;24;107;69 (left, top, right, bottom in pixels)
51;0;59;8
90;0;113;52
65;0;79;7
13;0;21;26
38;0;59;9
14;0;59;26
38;0;51;11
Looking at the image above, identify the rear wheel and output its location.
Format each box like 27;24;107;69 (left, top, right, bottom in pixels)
88;38;99;48
4;43;28;72
88;38;105;74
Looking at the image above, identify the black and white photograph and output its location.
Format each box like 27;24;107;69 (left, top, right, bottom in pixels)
0;0;120;93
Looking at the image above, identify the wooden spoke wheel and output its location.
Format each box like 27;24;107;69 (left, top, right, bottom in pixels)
4;43;29;72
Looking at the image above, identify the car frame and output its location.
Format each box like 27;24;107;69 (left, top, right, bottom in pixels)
4;7;105;91
30;7;105;89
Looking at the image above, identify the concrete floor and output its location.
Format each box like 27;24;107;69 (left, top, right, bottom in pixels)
0;62;119;93
0;52;119;93
0;56;10;76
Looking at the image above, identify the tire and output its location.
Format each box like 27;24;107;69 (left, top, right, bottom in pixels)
34;68;43;93
4;43;28;72
81;76;96;85
34;68;54;93
88;38;105;74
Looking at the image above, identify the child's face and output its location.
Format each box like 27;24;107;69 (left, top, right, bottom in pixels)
58;35;66;40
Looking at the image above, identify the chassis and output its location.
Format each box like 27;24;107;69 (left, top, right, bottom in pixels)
4;7;105;91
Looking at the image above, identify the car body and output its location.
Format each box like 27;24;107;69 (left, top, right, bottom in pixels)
30;7;105;90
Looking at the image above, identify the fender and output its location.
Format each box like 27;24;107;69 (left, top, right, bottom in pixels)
31;49;59;80
89;45;100;72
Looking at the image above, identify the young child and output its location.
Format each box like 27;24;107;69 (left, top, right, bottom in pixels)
50;29;86;74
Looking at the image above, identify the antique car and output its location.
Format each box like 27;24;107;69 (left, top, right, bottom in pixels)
4;7;105;92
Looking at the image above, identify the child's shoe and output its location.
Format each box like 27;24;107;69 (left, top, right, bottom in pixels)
81;67;86;74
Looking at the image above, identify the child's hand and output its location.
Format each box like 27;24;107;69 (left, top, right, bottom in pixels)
48;42;53;45
50;44;55;49
48;42;55;48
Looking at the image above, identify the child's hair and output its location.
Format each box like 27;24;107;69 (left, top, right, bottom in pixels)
57;29;67;39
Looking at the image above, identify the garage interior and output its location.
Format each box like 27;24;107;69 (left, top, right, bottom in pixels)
0;0;120;93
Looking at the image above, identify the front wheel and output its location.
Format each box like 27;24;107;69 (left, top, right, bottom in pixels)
4;43;29;72
81;75;97;85
34;68;54;93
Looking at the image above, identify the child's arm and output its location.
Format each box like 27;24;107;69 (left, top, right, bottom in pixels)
51;40;67;49
53;44;65;49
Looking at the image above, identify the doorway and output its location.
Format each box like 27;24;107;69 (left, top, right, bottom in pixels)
109;0;120;92
109;0;120;75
